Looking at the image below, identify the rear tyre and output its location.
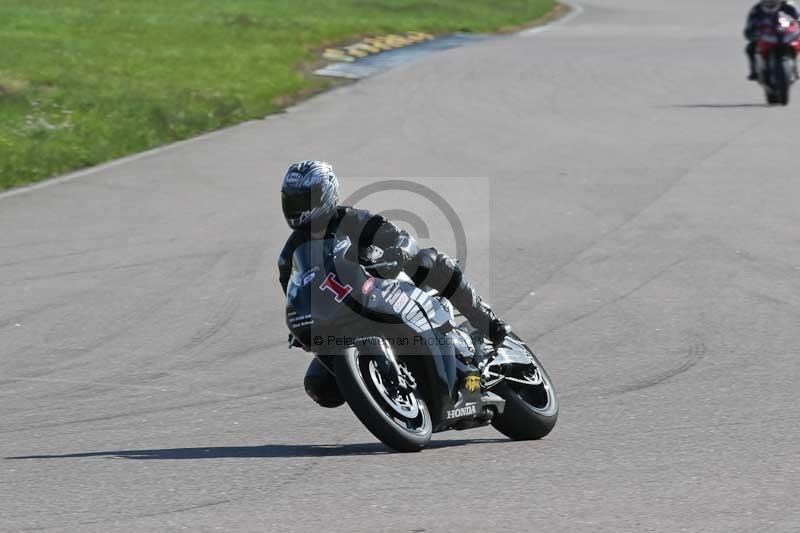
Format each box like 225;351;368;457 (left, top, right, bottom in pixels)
335;348;432;452
491;350;559;441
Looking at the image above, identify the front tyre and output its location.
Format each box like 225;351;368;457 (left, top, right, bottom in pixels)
491;351;559;441
767;50;791;105
776;54;790;105
334;349;432;452
767;90;781;105
779;54;795;105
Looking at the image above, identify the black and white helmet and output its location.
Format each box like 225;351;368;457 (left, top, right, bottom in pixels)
281;160;340;230
761;0;783;13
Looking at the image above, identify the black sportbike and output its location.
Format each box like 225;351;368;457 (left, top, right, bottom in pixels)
285;236;558;452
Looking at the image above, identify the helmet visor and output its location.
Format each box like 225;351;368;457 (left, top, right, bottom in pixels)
282;186;323;226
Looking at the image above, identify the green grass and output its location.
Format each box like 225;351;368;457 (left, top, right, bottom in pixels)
0;0;556;190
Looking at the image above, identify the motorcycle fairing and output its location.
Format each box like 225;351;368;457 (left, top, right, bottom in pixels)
286;237;479;430
755;13;800;53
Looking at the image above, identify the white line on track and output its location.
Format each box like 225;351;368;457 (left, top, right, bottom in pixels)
520;0;585;37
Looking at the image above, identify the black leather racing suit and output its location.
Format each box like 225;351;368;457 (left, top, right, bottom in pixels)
278;206;502;407
280;206;414;295
745;2;800;75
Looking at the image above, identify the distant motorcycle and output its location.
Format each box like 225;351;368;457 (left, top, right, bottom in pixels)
285;237;558;452
754;12;800;105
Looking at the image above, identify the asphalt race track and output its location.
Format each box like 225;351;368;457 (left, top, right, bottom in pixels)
2;1;799;531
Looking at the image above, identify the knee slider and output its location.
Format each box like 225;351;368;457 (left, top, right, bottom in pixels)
415;247;438;270
409;247;437;285
434;253;460;275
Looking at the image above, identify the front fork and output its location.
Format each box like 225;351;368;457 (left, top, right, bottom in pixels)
756;48;799;84
755;52;767;83
359;338;417;393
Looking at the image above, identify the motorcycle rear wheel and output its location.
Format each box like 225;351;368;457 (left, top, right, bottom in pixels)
335;348;432;452
491;347;559;441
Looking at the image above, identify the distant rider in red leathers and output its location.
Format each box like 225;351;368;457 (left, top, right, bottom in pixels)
745;0;800;79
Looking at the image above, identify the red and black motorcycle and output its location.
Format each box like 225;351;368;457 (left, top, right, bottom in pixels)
754;12;800;105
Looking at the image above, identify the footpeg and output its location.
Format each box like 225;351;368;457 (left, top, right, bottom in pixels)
480;390;506;416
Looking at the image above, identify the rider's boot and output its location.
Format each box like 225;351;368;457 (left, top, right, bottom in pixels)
448;278;511;346
747;43;758;80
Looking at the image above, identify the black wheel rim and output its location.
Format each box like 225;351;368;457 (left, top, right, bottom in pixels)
507;361;558;417
500;336;558;417
357;354;430;435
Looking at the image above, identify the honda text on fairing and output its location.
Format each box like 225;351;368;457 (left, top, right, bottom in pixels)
753;11;800;104
285;235;558;452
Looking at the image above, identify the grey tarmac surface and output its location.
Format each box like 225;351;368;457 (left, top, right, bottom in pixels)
2;0;800;531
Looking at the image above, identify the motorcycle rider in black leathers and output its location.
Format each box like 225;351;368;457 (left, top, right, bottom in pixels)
745;0;800;80
278;160;510;408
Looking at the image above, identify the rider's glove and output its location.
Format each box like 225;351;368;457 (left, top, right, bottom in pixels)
383;245;410;265
376;246;409;278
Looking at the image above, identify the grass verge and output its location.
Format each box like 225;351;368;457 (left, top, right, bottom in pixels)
0;0;557;190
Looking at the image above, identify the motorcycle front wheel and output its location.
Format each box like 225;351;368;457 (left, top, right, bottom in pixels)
779;54;795;105
767;51;792;105
334;346;432;452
